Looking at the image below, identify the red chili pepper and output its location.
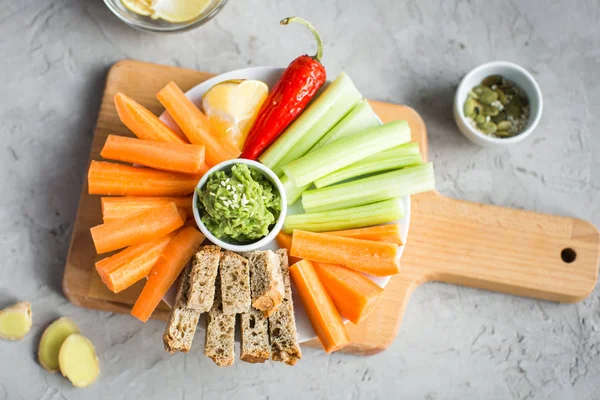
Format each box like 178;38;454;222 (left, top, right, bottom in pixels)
241;17;326;160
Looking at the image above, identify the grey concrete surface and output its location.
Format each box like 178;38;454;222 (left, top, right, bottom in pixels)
1;0;599;399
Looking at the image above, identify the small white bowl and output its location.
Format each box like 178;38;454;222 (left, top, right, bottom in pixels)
453;61;543;147
192;159;287;252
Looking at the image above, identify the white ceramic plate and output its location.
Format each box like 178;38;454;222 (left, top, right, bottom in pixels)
159;67;411;343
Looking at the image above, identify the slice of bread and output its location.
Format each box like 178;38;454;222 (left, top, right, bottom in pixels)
205;278;236;367
186;245;221;311
268;249;302;365
163;263;201;353
240;306;270;363
246;250;285;317
219;251;251;315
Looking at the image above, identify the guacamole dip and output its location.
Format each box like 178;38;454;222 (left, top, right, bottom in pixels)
197;163;281;244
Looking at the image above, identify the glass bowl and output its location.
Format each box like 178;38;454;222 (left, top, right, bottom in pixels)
103;0;228;33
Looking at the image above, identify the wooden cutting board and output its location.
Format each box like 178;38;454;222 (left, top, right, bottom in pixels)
63;60;600;355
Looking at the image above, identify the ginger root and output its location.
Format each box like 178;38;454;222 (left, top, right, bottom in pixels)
0;301;32;341
59;334;100;388
38;317;80;372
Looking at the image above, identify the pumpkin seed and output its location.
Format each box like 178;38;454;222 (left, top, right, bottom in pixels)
479;89;498;105
512;95;529;107
492;111;507;123
473;85;486;96
506;102;521;118
495;88;508;105
464;97;477;117
481;75;502;86
496;120;512;130
480;122;497;135
495;131;512;137
482;105;500;117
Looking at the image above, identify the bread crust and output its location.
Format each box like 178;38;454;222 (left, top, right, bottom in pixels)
247;250;285;317
186;245;221;311
163;263;201;353
268;249;302;365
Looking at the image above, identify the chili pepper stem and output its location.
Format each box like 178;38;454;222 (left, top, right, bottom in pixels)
280;17;324;62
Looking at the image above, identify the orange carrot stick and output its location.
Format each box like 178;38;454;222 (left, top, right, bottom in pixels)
313;262;383;324
131;227;205;322
100;135;208;174
101;196;193;223
275;232;303;264
289;260;350;353
90;202;186;254
95;232;176;293
114;93;188;143
88;161;201;196
290;230;400;276
322;225;403;245
156;82;241;165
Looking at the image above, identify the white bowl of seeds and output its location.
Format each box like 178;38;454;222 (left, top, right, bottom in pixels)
454;61;543;147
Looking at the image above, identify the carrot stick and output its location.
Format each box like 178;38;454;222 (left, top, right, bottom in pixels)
95;232;176;293
101;196;193;223
290;230;400;276
156;82;241;165
131;227;205;322
114;93;188;143
313;262;383;324
100;135;208;175
90;202;186;254
275;232;303;264
88;161;201;196
289;260;350;353
322;225;403;245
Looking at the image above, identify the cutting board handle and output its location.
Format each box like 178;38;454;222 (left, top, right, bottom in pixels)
401;191;599;301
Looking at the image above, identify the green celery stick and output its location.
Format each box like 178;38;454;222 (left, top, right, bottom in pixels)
302;162;435;212
314;143;422;188
283;120;411;187
311;99;380;151
282;99;381;204
283;198;404;233
282;175;311;205
260;72;362;175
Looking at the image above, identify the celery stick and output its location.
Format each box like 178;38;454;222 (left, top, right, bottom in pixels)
314;143;422;188
283;120;411;187
302;162;434;212
283;198;404;233
282;99;381;204
282;175;311;205
260;72;362;175
312;99;381;151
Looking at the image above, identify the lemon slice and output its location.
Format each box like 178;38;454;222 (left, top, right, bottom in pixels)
120;0;152;16
150;0;212;23
202;80;269;150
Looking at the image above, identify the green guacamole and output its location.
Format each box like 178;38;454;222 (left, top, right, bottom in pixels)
197;163;281;244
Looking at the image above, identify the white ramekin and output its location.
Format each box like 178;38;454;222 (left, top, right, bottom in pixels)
453;61;543;147
192;159;287;252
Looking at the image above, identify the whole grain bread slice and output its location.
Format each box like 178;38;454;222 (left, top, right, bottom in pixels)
163;262;201;353
186;245;221;311
205;278;236;367
219;251;251;315
268;249;302;365
246;250;285;317
240;306;270;363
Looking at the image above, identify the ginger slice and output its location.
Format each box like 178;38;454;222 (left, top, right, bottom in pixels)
39;317;80;372
59;334;100;388
0;301;32;341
